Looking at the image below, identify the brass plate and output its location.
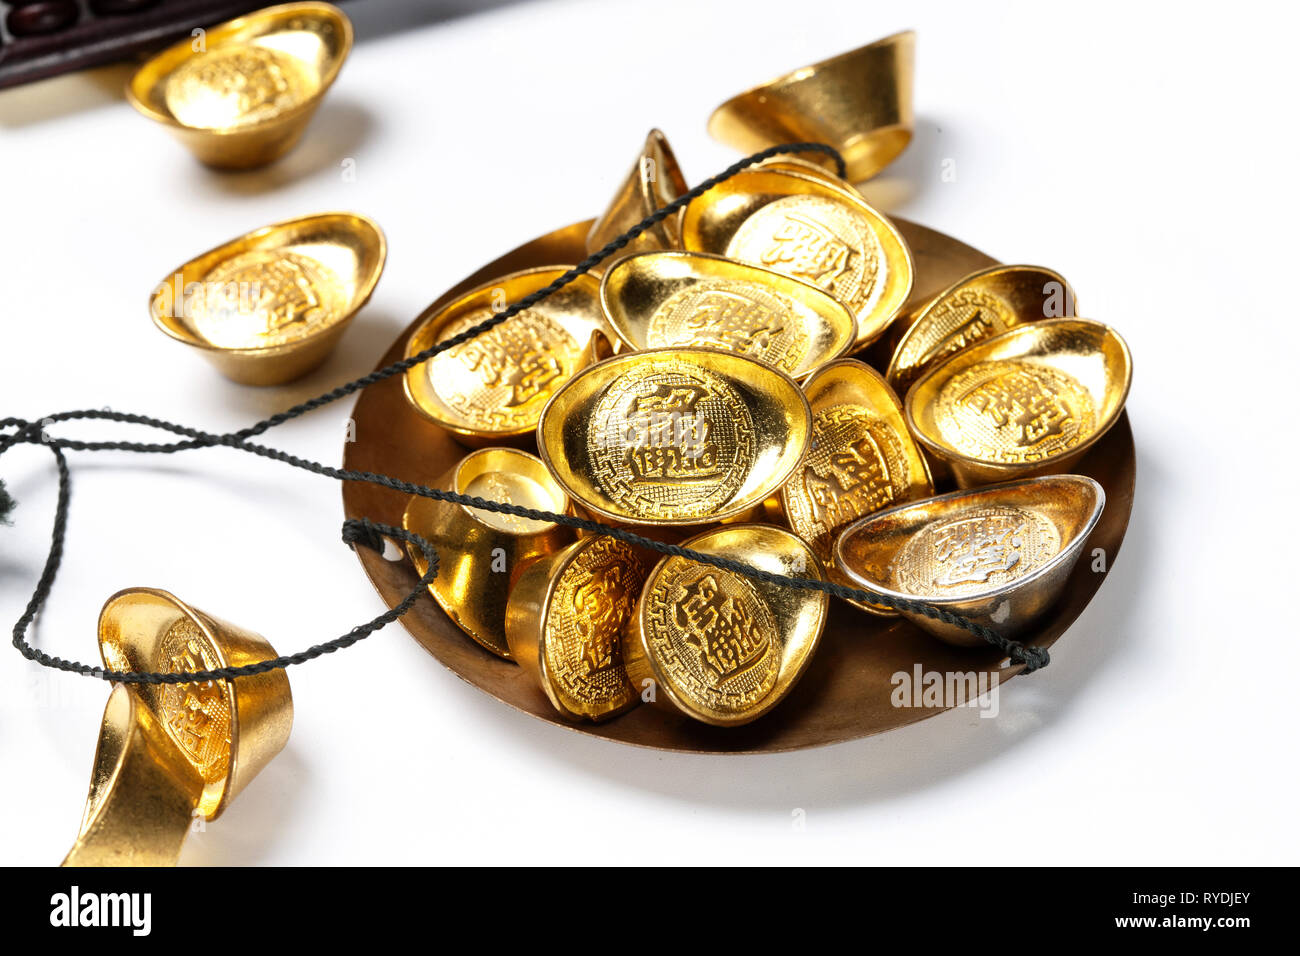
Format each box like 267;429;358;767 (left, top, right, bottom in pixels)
341;217;1135;753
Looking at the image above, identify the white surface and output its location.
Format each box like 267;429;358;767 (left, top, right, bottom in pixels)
1;0;1296;866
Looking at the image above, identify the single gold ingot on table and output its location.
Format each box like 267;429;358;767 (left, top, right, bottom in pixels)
63;588;293;867
126;2;352;169
505;536;650;722
586;129;689;257
886;264;1078;395
599;251;857;379
538;347;811;527
835;475;1105;646
707;31;915;184
150;211;386;386
625;524;828;726
403;267;612;446
403;448;575;659
680;167;913;352
905;317;1132;487
778;359;932;616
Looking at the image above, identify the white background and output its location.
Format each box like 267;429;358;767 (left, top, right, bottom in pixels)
1;0;1296;865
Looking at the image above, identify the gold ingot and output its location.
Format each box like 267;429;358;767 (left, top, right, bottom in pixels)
599;251;856;379
64;588;293;866
150;212;386;386
403;447;576;659
905;318;1132;487
680;167;913;352
538;347;811;527
403;267;612;446
626;524;828;726
586;129;689;256
126;2;352;169
707;31;915;183
778;359;932;615
886;264;1077;394
505;536;650;722
835;475;1105;645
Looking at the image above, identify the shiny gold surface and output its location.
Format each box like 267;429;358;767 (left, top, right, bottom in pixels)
680;167;913;351
403;267;611;445
835;476;1105;645
625;524;828;726
586;129;689;257
150;211;386;386
505;536;649;722
779;359;932;614
707;32;915;183
403;447;575;659
341;217;1136;753
63;588;292;866
538;347;811;526
887;264;1077;394
906;317;1132;487
126;2;352;168
600;251;856;379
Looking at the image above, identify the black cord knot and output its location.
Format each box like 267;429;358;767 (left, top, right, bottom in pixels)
1013;645;1051;673
342;517;387;554
0;478;14;526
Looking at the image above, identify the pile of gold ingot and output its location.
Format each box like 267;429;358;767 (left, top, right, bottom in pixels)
396;32;1132;728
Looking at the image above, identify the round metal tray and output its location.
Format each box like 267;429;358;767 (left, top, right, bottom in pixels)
341;217;1135;753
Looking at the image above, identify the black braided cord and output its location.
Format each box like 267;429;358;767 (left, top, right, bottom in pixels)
0;142;1049;683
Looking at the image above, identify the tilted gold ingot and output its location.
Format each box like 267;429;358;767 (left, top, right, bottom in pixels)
404;267;612;446
599;251;856;380
126;2;352;169
505;536;650;722
404;448;576;659
586;129;689;256
63;588;293;866
538;347;811;527
886;264;1078;395
680;167;913;352
150;212;386;386
834;476;1105;645
779;359;932;615
707;31;915;183
905;318;1132;487
626;524;828;726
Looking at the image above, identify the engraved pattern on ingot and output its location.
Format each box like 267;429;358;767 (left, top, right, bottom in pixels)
165;46;316;129
428;309;582;432
726;195;883;317
892;506;1061;597
156;619;232;783
588;363;756;520
934;360;1096;463
646;280;811;374
648;561;780;711
785;404;909;560
190;250;343;348
895;289;1013;376
545;538;644;713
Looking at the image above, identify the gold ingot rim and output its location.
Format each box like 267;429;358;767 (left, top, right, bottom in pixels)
679;166;915;352
537;346;813;527
904;317;1133;486
149;211;386;386
599;250;858;379
402;266;610;444
834;475;1105;644
707;31;915;183
586;128;689;256
886;263;1078;393
626;524;828;726
403;447;575;660
126;2;353;168
778;358;933;615
505;536;648;723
